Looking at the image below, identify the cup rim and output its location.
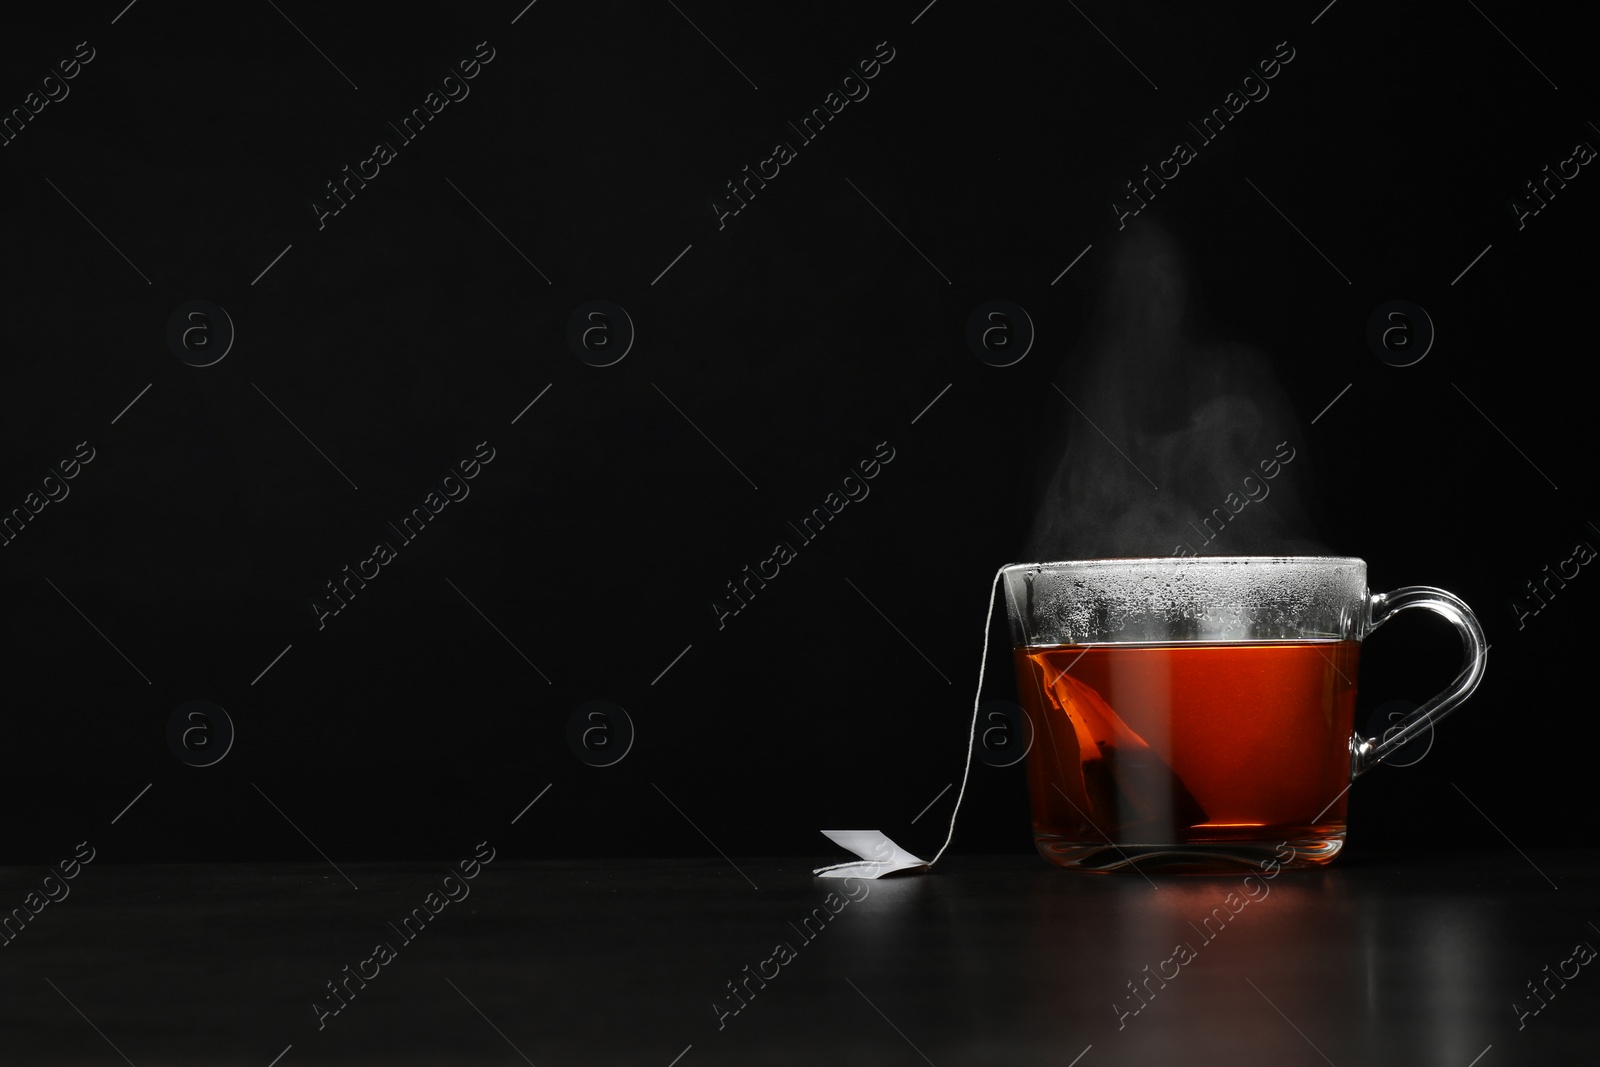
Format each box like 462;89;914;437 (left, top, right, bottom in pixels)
1002;555;1365;576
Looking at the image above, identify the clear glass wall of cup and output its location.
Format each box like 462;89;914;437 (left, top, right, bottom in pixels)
1002;557;1486;873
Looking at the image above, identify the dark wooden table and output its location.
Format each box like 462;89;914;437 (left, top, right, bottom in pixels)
3;849;1595;1065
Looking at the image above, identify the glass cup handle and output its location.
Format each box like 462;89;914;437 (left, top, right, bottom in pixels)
1350;586;1488;778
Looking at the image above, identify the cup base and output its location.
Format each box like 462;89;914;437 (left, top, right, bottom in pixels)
1033;831;1345;874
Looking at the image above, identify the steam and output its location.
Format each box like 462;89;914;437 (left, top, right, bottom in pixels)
1026;224;1324;561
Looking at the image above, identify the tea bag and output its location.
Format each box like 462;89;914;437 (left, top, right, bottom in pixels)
1045;670;1207;836
812;566;1208;879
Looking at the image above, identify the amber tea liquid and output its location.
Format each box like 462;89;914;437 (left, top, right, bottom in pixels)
1014;641;1360;870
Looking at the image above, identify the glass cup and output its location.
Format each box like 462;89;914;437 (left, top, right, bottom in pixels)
1001;557;1486;872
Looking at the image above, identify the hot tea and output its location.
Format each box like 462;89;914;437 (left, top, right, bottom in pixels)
1014;641;1360;869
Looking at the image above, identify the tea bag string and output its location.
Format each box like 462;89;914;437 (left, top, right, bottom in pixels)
812;563;1008;876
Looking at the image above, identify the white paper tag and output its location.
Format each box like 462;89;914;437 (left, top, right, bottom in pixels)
813;830;930;879
811;565;1010;879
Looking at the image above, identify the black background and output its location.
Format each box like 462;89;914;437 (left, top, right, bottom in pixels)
1;0;1591;866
